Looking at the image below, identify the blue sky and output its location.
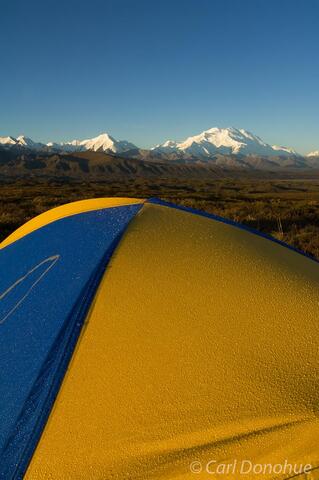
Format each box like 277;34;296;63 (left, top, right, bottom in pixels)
1;0;319;153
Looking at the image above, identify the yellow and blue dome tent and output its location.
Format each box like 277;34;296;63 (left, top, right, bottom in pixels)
0;197;318;479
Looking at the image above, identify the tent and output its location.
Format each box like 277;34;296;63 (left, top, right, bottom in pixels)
0;197;318;479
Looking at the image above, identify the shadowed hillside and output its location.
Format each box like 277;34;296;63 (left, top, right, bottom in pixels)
1;148;319;180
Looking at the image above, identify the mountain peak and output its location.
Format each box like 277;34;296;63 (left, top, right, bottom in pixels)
17;135;34;145
46;132;137;154
83;132;115;144
79;132;135;153
0;136;17;145
307;150;319;157
95;132;114;140
152;127;299;158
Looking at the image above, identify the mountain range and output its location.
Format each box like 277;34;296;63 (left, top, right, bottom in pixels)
0;133;136;155
1;127;319;176
1;127;315;157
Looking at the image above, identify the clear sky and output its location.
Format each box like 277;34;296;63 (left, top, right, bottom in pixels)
1;0;319;153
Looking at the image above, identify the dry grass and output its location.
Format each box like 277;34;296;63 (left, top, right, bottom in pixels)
1;177;319;258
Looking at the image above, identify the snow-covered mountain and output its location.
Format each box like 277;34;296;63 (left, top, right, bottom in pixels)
0;135;45;150
78;133;136;153
16;136;45;150
0;128;302;159
0;136;17;146
307;150;319;157
152;127;299;158
48;133;137;154
0;133;137;154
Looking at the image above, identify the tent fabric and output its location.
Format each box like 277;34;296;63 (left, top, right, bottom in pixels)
0;197;144;249
0;200;143;479
0;198;318;479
